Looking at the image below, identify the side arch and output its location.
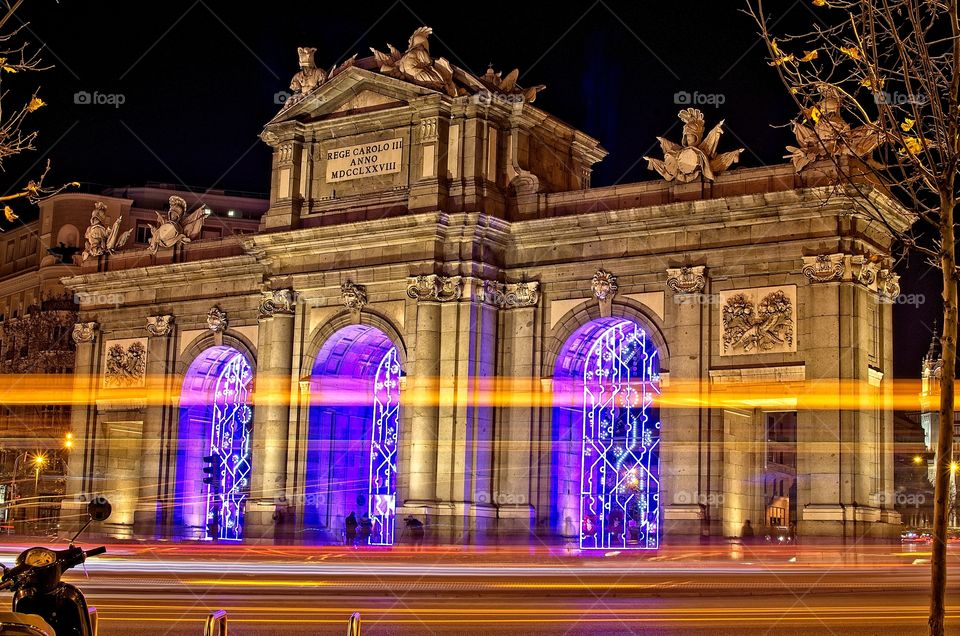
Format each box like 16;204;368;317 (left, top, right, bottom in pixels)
177;329;258;377
300;308;407;379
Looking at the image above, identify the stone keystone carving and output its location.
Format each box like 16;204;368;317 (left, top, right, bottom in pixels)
259;289;297;319
801;253;845;283
146;196;206;254
406;274;463;302
72;322;98;344
644;108;744;183
666;265;706;294
341;281;368;312
82;201;132;261
591;270;618;301
145;315;174;337
206;306;228;333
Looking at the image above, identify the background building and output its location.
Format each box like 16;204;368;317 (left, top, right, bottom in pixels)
0;184;266;535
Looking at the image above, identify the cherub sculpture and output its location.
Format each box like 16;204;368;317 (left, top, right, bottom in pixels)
644;108;744;183
82;201;131;261
146;195;206;253
785;83;883;172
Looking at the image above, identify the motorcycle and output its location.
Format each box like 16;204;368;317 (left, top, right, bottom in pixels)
0;498;112;636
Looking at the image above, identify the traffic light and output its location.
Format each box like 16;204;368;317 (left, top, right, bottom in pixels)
202;453;222;493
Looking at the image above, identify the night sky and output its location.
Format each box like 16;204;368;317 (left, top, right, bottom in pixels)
0;0;940;377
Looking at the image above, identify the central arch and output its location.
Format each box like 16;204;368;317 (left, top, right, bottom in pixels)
175;345;254;542
553;317;662;550
305;324;402;545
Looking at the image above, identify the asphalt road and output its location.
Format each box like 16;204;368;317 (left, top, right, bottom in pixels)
0;542;956;635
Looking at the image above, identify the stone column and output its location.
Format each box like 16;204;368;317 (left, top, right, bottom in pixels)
248;290;296;541
62;322;98;536
133;315;175;538
494;282;540;535
403;276;449;506
662;267;708;538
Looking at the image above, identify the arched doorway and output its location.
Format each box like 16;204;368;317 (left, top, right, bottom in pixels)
553;318;661;550
176;346;253;541
305;324;401;545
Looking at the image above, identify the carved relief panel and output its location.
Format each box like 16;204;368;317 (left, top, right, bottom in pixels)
102;338;148;388
719;285;797;356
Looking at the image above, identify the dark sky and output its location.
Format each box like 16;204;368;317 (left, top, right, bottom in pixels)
0;0;940;376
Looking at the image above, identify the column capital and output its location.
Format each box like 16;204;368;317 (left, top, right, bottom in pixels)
145;314;174;337
406;274;463;302
475;279;540;308
72;322;98;344
259;288;297;320
666;265;707;295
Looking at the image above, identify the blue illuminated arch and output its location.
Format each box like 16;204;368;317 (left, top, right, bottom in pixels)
305;324;401;545
176;345;253;542
553;318;661;550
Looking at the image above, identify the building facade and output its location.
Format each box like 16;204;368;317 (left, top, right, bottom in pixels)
0;184;266;533
61;30;908;545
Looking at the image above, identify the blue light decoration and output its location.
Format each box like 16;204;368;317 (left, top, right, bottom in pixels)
579;320;661;550
367;345;401;545
203;351;253;542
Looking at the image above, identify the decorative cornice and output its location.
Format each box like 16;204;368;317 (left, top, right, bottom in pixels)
207;306;228;333
591;269;618;301
72;322;98;344
341;281;368;312
145;315;174;337
406;274;463;302
665;265;706;295
801;253;845;283
477;280;540;308
259;289;297;319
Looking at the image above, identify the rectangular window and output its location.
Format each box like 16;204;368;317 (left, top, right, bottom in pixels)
135;222;151;244
765;411;797;467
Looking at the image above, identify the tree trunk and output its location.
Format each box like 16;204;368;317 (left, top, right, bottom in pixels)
930;197;957;636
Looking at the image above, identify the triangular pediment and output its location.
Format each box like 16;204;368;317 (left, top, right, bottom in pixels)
268;67;440;125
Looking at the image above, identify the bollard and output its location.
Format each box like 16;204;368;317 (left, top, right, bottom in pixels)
203;609;228;636
87;606;98;636
346;611;361;635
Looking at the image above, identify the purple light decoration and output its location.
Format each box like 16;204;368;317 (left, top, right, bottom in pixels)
553;318;661;551
368;345;401;545
306;325;401;545
203;351;253;542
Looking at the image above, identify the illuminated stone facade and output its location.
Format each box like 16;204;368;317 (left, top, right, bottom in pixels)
61;34;908;544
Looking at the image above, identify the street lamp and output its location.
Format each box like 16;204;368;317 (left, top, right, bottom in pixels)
914;455;924;465
31;453;46;494
63;433;73;450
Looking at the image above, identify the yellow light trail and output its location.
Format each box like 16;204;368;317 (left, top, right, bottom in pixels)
0;374;935;411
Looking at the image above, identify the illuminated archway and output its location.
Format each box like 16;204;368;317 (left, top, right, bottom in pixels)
553;318;661;550
305;324;401;545
175;346;253;541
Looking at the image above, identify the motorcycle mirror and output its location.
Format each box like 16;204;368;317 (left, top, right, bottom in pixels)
87;498;112;523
